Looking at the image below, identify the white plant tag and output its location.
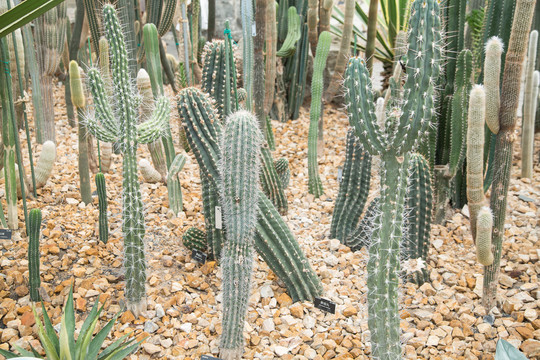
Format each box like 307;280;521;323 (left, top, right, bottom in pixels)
215;206;222;229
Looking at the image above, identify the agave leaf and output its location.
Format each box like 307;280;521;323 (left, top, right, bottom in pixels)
32;304;60;360
87;312;124;360
76;299;105;360
13;345;41;357
63;285;76;360
96;333;134;360
495;339;528;360
59;312;73;360
40;301;60;354
101;341;142;360
0;348;19;358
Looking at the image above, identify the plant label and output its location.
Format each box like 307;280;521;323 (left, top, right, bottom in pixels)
201;356;223;360
314;297;336;314
215;206;222;229
338;167;343;183
192;249;208;264
0;229;12;240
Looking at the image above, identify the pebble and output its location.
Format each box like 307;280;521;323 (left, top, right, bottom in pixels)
303;316;316;329
142;343;161;355
260;284;274;298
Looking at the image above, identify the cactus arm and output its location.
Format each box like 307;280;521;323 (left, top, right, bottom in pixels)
136;97;170;144
466;85;486;240
95;172;109;244
241;0;254;109
143;24;164;96
521;31;538;178
157;0;178;37
28;208;42;302
476;206;494;266
483;0;537;311
86;68;120;137
307;31;331;197
484;37;503;135
276;7;301;57
166;154;186;215
394;0;442;153
343;58;385;155
448;49;473;176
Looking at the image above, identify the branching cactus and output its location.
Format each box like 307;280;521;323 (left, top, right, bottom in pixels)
344;0;442;356
84;4;170;314
218;111;261;360
307;31;331;197
178;87;322;302
402;154;433;285
28;208;42;302
330;128;372;242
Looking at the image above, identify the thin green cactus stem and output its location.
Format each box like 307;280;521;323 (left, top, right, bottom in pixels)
241;0;254;109
521;31;538;179
95;172;109;244
218;111;261;359
308;31;331;198
276;7;301;57
330;128;372;242
28;208;42;302
167;154;187;216
274;158;290;189
484;37;503;135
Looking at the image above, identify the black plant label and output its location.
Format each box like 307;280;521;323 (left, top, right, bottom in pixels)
192;249;208;264
314;297;336;314
0;229;12;240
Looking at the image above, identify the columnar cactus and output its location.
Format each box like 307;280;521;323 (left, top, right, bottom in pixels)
182;227;208;253
402;154;433;285
274;158;291;189
28;208;42;302
308;31;331;197
177;87;322;302
166;154;187;215
476;206;494;266
521;30;538;179
95;172;109;244
330;129;372;242
69;61;92;205
345;197;380;251
276;7;301;57
344;0;441;356
219;111;261;360
34;141;56;189
84;4;170;314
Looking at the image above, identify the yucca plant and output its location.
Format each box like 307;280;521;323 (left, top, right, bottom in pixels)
0;286;143;360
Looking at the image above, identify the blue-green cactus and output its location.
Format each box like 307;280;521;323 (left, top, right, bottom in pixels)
84;4;170;315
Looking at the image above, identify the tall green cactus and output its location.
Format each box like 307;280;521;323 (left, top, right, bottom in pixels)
307;31;331;198
521;30;538;179
402;154;433;285
276;7;301;57
274;158;291;189
344;0;441;356
219;111;261;360
69;60;92;205
330;128;372;242
28;208;42;302
95;172;109;244
166;154;187;215
84;4;170;314
177;87;322;302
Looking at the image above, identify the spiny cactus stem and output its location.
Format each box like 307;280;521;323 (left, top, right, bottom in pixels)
28;208;42;302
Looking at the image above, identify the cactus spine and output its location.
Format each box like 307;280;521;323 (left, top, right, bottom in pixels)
28;209;42;302
308;31;331;197
330;129;372;242
521;30;538;179
178;87;322;302
403;154;433;284
183;227;208;253
476;206;494;266
95;172;109;244
84;4;170;314
483;0;537;311
345;197;380;251
69;61;92;205
344;0;441;356
218;111;261;359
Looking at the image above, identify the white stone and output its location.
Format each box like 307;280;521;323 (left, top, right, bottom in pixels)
274;346;289;357
180;322;192;333
155;304;165;318
262;318;275;332
260;284;274;298
303;315;316;329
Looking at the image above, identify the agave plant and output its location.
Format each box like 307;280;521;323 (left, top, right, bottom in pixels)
0;286;143;360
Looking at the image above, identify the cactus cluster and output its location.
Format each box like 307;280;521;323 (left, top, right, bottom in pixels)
343;0;442;356
84;4;170;314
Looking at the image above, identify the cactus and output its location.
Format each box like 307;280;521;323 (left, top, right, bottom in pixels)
34;141;56;189
200;169;226;260
177;87;322;302
345;197;380;251
167;154;187;216
276;7;301;57
28;208;42;302
307;0;319;55
521;31;538;179
308;31;331;197
218;111;261;359
476;206;494;266
484;37;503;135
330;129;372;242
84;4;170;314
139;159;163;183
69;61;92;205
183;227;207;253
402;154;433;285
343;0;441;355
264;0;277;117
95;172;109;244
274;158;290;189
466;85;487;240
483;0;536;311
241;0;254;109
201;40;238;118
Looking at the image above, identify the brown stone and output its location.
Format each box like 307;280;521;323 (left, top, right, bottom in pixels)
521;339;540;357
516;326;533;339
119;310;136;324
342;306;357;317
14;285;28;297
290;303;304;318
276;293;293;307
